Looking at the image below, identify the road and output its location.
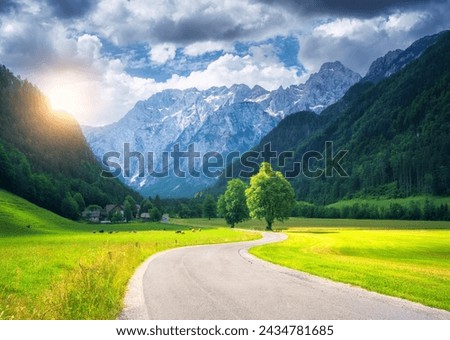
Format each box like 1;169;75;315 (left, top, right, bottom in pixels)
120;232;450;320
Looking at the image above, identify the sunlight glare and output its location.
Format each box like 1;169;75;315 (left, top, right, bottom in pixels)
42;71;95;124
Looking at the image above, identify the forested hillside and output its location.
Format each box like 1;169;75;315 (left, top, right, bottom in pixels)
214;32;450;205
0;66;141;218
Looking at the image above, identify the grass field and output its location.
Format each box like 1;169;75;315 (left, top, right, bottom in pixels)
0;190;260;320
173;217;450;230
174;217;450;311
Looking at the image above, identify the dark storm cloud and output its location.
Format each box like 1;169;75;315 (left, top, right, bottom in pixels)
151;12;252;44
47;0;96;19
254;0;447;17
0;0;18;13
0;22;61;70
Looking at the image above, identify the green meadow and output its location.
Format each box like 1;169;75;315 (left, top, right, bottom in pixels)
0;190;259;320
2;189;449;319
250;227;450;311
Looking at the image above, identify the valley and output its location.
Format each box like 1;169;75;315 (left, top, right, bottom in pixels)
0;20;449;323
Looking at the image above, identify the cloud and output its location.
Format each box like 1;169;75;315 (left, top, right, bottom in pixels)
254;0;447;17
0;8;154;125
0;0;18;13
46;0;96;19
164;45;305;91
299;6;450;74
184;41;231;56
77;34;102;61
0;16;74;71
150;13;246;44
149;43;177;64
86;0;294;46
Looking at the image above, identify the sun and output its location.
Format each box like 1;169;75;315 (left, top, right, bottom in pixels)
47;83;84;114
41;71;95;124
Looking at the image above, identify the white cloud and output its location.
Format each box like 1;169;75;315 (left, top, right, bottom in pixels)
315;11;427;40
149;43;177;64
300;10;440;75
164;47;304;91
76;34;102;62
385;11;430;32
184;41;231;56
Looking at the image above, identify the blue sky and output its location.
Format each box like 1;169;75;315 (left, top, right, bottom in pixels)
0;0;449;126
122;35;303;82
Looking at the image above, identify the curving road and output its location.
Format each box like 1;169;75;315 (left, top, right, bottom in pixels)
119;232;450;320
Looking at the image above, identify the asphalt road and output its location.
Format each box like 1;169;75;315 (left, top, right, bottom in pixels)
120;232;450;320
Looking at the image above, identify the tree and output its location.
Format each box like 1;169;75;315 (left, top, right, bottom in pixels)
149;207;162;222
221;179;249;228
140;199;153;216
73;192;86;212
424;199;436;220
217;195;226;218
123;200;133;222
179;204;191;218
110;210;123;223
245;162;295;230
202;194;217;220
125;195;137;217
0;143;14;189
61;193;80;220
153;194;163;212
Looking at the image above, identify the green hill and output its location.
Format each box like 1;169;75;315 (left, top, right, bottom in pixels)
0;66;141;218
0;189;82;236
214;31;450;207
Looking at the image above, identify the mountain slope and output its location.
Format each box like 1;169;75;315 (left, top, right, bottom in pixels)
84;62;361;198
362;31;445;84
213;31;450;203
0;65;141;217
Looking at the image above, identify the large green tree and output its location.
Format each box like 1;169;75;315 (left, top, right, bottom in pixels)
220;179;249;228
245;162;295;230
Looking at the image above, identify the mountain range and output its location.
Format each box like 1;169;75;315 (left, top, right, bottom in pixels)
84;61;361;197
81;31;448;199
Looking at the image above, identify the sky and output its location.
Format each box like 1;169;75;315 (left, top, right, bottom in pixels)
0;0;449;126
